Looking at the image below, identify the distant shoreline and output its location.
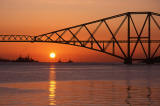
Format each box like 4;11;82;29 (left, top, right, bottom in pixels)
0;56;38;63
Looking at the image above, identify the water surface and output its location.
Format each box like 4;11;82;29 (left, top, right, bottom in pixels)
0;62;160;106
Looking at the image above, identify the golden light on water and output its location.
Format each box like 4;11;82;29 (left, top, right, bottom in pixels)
49;66;56;105
49;80;56;105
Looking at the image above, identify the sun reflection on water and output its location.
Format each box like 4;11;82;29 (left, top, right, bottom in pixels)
49;65;56;106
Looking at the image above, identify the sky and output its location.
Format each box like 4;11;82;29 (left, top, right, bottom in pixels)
0;0;160;62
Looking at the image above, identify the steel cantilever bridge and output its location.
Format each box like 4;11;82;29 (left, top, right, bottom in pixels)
0;12;160;64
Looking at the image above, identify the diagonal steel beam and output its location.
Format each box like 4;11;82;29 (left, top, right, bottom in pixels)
70;26;83;41
131;15;149;57
55;32;65;41
68;29;84;46
151;44;160;58
37;13;127;36
45;33;54;41
151;15;160;30
84;21;103;46
56;30;66;41
104;20;127;58
104;16;127;50
84;25;103;51
130;15;148;58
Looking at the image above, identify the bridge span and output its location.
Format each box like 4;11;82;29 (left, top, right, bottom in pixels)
0;12;160;64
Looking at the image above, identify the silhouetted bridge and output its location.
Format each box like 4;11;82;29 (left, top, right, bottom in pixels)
0;12;160;64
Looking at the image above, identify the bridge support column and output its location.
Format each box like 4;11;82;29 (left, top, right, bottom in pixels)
124;58;132;64
124;13;132;65
145;58;154;64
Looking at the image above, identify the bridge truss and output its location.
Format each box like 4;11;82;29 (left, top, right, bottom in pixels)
0;12;160;64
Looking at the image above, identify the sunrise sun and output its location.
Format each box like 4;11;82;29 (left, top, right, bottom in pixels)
50;52;56;58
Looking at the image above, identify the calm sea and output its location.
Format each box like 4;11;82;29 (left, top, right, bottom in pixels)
0;62;160;106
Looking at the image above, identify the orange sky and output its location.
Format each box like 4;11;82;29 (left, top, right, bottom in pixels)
0;0;160;62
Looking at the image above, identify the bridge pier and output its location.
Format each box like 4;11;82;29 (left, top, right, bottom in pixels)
145;58;154;64
124;58;132;64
